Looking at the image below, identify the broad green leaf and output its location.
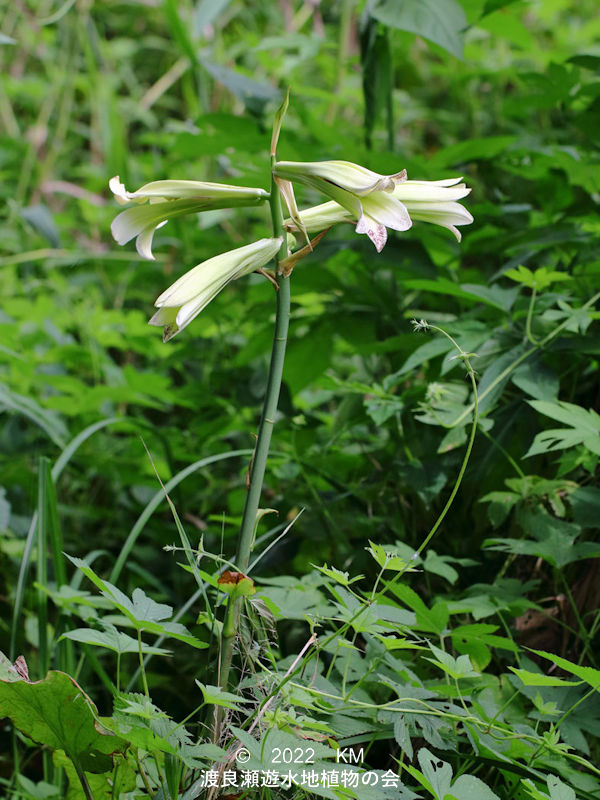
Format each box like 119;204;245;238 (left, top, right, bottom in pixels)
390;583;448;635
61;625;171;656
372;0;467;59
404;278;507;309
16;775;60;799
411;749;501;799
0;666;127;773
452;623;518;671
547;775;577;800
512;359;559;401
451;773;502;799
417;747;452;798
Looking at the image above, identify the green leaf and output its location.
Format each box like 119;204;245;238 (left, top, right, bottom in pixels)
410;748;501;800
404;278;507;310
546;775;577;800
418;747;453;798
360;17;393;148
16;775;60;799
485;509;600;568
193;0;232;35
452;623;518;671
0;665;127;773
61;625;171;656
425;643;479;680
201;58;281;114
531;650;600;692
509;667;582;688
372;0;467;59
20;205;60;247
505;265;571;290
313;563;363;586
482;0;523;15
367;540;412;572
390;583;448;635
512;359;559;401
53;750;135;800
196;682;253;710
451;773;503;799
526;400;600;457
67;556;207;648
0;383;68;447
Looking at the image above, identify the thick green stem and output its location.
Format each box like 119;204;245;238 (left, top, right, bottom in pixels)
217;160;290;702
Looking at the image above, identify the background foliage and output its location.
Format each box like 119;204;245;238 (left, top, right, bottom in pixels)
1;0;600;798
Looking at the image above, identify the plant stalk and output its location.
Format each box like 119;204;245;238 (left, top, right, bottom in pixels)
217;159;290;700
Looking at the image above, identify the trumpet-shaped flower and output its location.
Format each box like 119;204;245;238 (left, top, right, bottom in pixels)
109;176;269;260
284;177;473;244
149;237;282;342
273;160;410;252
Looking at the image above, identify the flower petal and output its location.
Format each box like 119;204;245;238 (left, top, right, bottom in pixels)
355;214;388;253
156;238;282;308
110;176;268;204
286;200;353;233
361;193;412;232
111;201;200;246
150;238;282;341
407;201;474;227
394;181;471;203
274;161;406;195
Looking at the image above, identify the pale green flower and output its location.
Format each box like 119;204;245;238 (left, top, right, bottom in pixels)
273;160;410;252
284;177;473;243
109;176;269;260
149;238;282;342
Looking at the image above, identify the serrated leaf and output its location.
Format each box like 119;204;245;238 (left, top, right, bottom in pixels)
196;682;252;710
509;667;581;688
67;556;207;648
526;400;600;457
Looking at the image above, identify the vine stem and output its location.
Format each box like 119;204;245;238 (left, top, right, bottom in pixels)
217;157;290;702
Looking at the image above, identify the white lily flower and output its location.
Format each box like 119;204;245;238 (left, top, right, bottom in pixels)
149;237;282;342
109;176;269;260
392;177;473;241
284;177;473;244
273;160;410;253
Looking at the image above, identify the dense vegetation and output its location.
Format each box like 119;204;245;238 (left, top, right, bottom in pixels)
1;1;600;798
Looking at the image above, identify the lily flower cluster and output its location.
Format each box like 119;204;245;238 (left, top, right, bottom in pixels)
109;160;472;341
273;161;472;252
